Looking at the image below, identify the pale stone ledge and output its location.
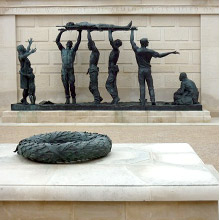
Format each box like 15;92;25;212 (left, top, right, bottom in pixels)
2;110;211;123
0;143;218;201
0;5;218;15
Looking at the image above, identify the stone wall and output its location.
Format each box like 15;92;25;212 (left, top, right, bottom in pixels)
0;16;17;107
0;201;218;220
16;15;201;104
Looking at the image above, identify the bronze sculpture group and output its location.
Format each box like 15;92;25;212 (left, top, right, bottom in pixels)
17;21;199;106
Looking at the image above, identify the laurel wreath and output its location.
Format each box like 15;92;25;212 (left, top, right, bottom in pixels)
14;131;112;164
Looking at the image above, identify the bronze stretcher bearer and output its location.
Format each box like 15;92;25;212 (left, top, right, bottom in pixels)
106;30;122;104
56;29;82;104
87;30;103;104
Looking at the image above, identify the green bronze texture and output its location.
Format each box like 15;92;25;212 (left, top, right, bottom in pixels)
14;131;112;164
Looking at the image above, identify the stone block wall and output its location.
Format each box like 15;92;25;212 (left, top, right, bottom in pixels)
16;15;201;103
0;201;218;220
0;16;17;107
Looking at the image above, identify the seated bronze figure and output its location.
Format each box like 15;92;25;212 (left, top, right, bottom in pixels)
174;72;199;105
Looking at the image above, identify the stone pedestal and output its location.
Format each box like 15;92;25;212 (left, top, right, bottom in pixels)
2;110;211;123
0;143;218;219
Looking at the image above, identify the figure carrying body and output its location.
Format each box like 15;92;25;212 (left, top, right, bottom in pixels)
87;30;103;104
17;38;36;105
59;21;133;31
106;30;122;104
56;29;82;104
174;72;199;105
130;29;179;105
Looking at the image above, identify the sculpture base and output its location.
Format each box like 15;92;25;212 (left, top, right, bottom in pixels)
2;109;211;123
0;143;218;201
11;102;202;111
0;143;218;220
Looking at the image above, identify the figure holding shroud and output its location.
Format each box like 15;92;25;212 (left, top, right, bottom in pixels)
106;30;122;104
87;30;103;104
56;29;82;104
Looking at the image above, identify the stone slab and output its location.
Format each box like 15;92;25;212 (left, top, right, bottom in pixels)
0;143;218;201
11;102;203;111
2;110;211;123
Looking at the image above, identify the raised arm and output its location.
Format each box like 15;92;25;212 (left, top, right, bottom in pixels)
73;30;82;51
19;48;37;60
154;51;180;58
56;30;65;51
130;29;138;52
87;30;97;50
26;38;33;52
108;30;115;49
87;30;93;43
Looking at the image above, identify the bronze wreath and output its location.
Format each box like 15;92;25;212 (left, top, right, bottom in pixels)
14;131;112;163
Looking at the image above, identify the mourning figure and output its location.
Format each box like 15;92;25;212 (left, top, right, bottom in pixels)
174;72;199;105
17;38;36;105
56;29;82;104
87;30;103;104
106;30;122;104
58;21;133;31
130;29;180;106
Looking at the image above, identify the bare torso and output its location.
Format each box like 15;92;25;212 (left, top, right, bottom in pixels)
109;48;120;67
89;49;99;67
61;49;76;69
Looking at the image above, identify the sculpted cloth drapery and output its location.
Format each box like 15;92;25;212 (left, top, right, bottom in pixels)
57;21;135;31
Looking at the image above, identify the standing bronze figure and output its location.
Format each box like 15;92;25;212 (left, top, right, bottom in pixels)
87;30;103;104
130;29;179;106
105;30;122;104
174;72;199;105
17;38;36;105
56;29;82;104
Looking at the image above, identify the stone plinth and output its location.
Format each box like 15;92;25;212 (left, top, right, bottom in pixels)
0;143;218;220
2;110;211;123
0;143;218;201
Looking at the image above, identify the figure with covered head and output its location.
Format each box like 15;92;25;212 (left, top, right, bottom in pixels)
17;38;36;105
56;29;82;104
174;72;199;105
105;30;122;104
130;28;180;106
